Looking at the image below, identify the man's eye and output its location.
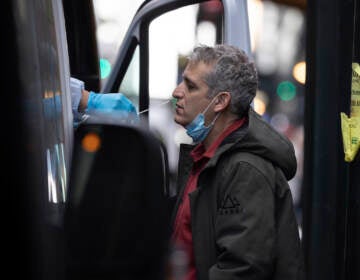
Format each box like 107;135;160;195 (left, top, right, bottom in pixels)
188;84;196;90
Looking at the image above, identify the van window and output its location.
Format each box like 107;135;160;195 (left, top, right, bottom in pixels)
119;46;140;109
92;0;144;86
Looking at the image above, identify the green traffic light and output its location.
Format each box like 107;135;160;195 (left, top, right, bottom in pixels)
276;81;296;101
100;58;111;79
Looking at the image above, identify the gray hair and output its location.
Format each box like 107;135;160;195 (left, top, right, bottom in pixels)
188;44;258;117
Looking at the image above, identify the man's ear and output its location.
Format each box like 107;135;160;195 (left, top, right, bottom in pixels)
214;92;231;112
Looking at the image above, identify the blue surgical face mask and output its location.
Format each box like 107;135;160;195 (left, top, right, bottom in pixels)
185;97;220;143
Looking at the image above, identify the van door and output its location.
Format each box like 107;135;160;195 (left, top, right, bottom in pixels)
2;0;74;279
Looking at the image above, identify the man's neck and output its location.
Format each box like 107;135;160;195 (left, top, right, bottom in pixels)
203;114;239;150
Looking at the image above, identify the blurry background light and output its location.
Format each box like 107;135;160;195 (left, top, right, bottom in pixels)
270;113;290;133
254;90;269;115
100;58;112;79
248;0;264;52
276;80;297;101
82;133;101;153
97;22;123;45
293;61;306;84
196;21;216;46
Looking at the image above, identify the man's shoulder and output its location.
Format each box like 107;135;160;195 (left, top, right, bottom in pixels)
224;150;275;173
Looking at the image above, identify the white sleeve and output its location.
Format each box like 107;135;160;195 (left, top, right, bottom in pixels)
70;77;85;121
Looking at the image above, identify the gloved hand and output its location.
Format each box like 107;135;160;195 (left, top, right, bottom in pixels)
70;77;139;126
87;92;139;124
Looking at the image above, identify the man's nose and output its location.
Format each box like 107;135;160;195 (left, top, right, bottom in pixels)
172;83;185;98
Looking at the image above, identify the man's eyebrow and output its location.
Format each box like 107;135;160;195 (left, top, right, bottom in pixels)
183;75;197;86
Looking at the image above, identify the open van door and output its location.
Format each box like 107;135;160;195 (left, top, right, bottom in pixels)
2;0;79;279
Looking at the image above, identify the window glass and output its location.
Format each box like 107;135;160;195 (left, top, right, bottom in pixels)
119;46;140;110
92;0;144;86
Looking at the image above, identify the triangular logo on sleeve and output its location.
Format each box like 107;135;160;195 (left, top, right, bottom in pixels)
219;195;242;215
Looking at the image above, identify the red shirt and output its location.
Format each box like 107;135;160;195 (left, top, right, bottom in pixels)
172;118;246;280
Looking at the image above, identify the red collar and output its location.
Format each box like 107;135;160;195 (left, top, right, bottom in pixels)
190;117;247;162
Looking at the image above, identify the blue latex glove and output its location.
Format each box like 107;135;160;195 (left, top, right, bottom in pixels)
70;77;139;126
87;91;139;124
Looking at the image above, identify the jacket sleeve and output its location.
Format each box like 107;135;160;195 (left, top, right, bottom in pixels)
209;161;276;280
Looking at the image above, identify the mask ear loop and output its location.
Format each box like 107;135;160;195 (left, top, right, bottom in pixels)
202;95;218;115
203;95;222;127
209;111;221;126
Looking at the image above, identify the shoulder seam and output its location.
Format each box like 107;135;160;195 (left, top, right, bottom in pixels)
223;152;275;191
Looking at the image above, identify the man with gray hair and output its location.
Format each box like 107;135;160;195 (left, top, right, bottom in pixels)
171;44;303;280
